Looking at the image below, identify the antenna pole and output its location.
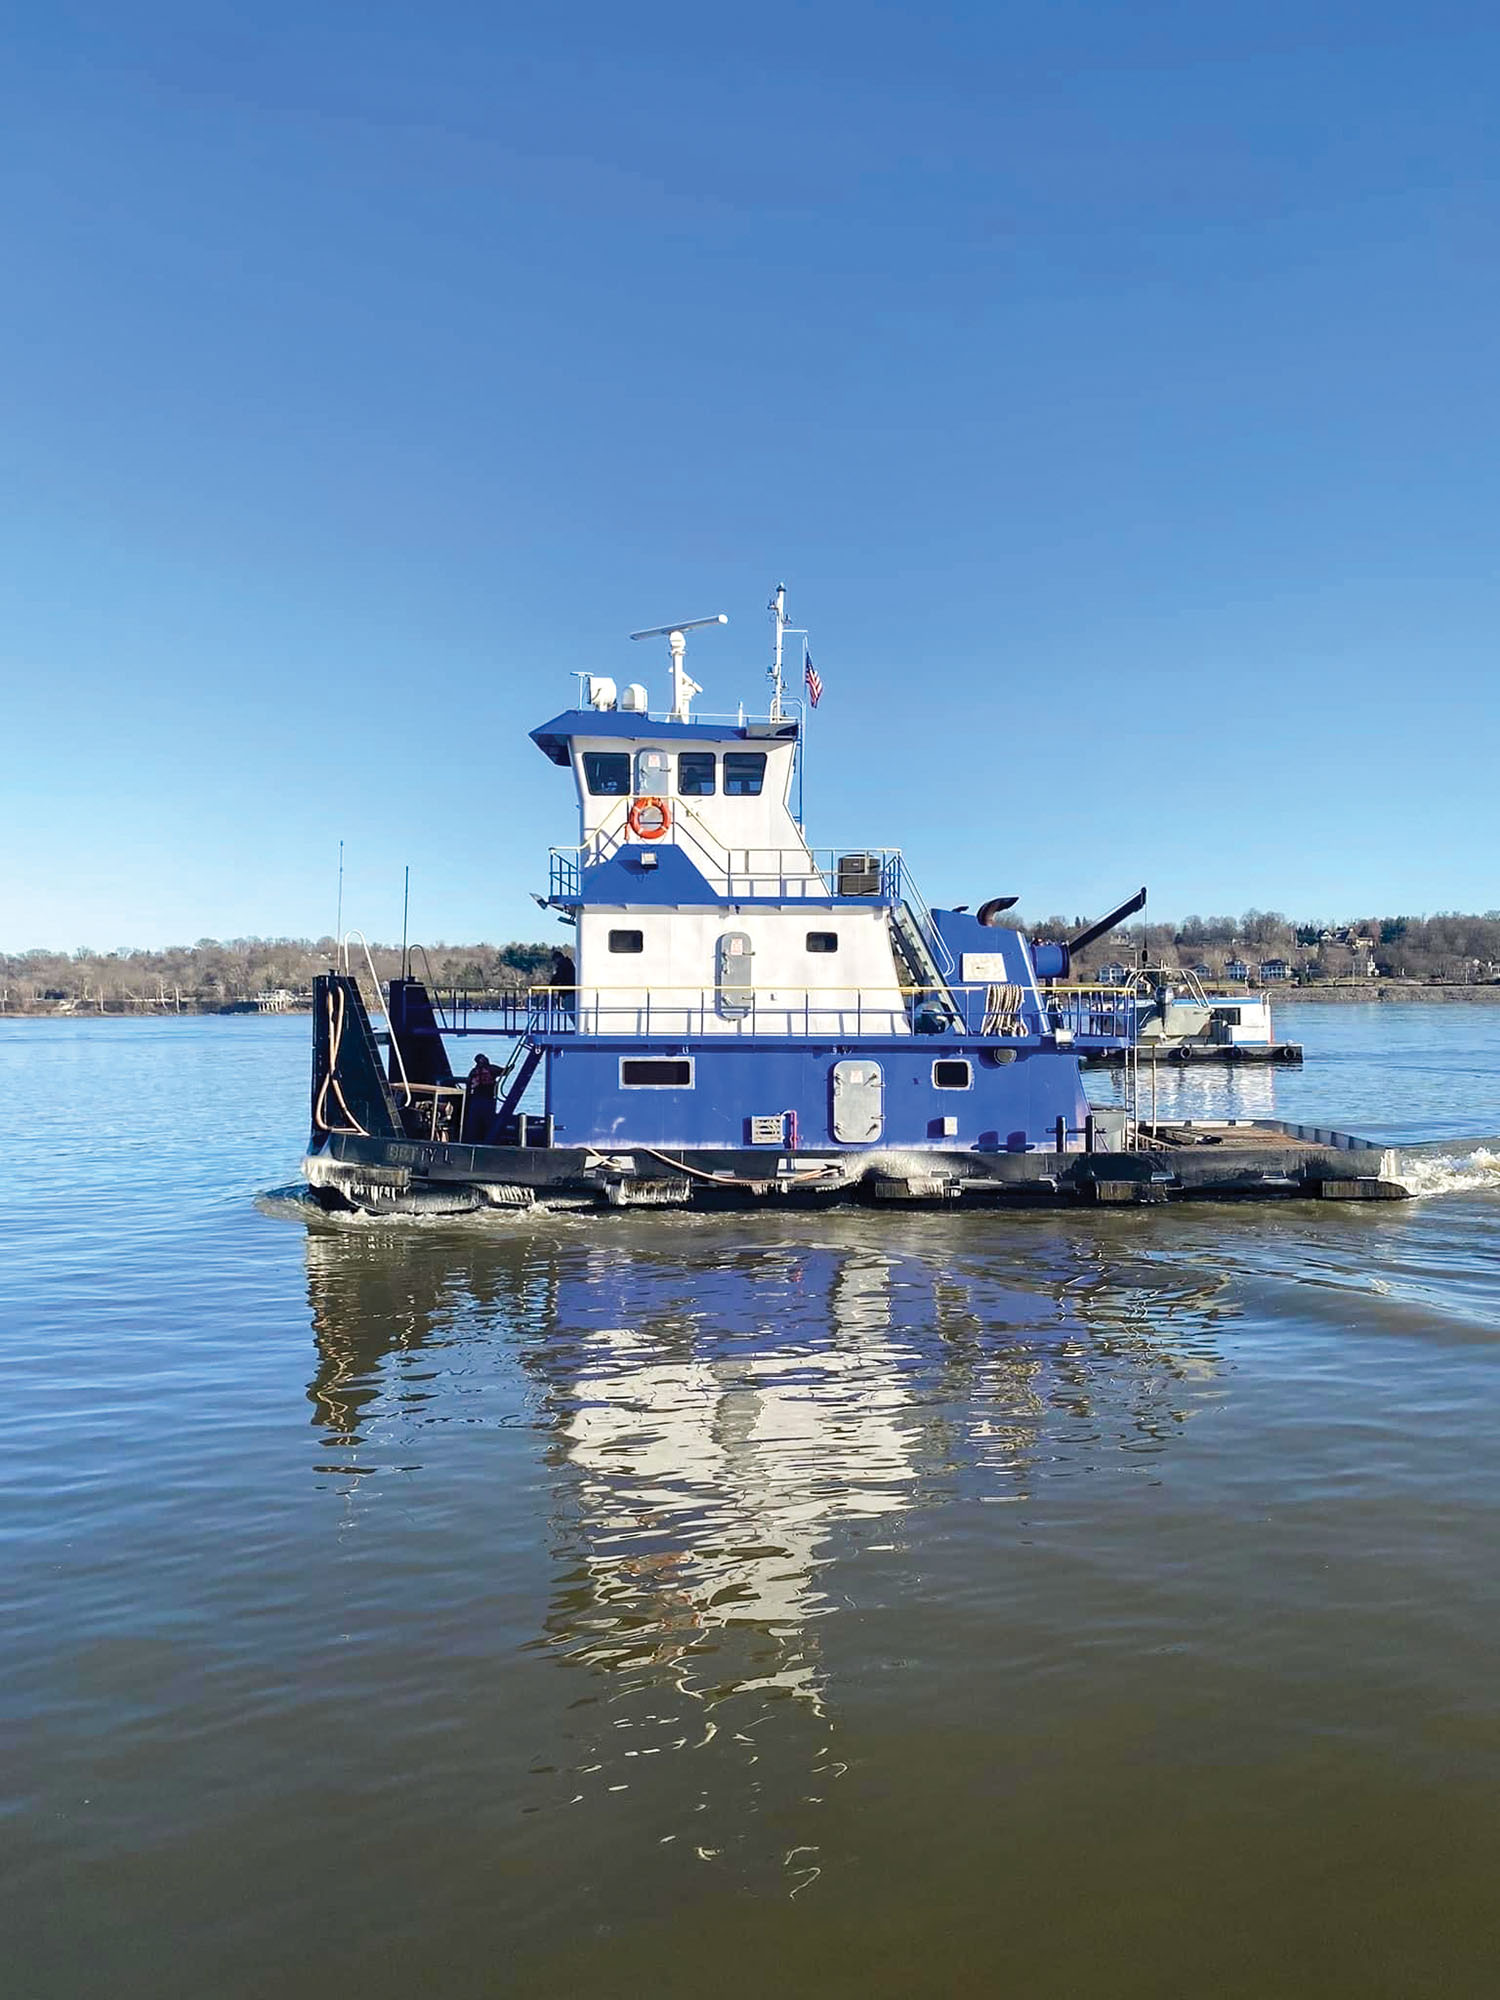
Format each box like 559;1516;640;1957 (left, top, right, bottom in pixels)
336;840;344;948
668;630;700;721
769;582;786;721
799;637;809;827
401;864;410;977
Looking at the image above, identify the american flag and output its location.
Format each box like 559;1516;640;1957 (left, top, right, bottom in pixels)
804;649;822;708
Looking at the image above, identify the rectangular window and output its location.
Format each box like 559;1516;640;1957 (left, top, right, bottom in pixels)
723;751;767;796
806;931;839;954
608;929;644;953
583;752;631;796
620;1058;694;1088
933;1059;972;1089
677;752;716;796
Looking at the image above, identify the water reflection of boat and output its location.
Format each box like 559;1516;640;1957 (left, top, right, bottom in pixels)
300;1220;1236;1886
302;1221;1235;1587
304;1228;464;1443
542;1247;922;1712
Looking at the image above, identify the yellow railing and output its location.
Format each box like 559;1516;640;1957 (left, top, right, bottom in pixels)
514;981;1044;1038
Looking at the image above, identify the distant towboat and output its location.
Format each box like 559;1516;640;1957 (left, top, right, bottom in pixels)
1079;968;1303;1067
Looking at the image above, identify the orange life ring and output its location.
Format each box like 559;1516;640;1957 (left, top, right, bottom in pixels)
627;796;671;840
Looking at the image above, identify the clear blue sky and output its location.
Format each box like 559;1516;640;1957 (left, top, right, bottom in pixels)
6;1;1499;950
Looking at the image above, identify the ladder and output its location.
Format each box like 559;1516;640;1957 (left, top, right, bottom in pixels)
889;903;958;1022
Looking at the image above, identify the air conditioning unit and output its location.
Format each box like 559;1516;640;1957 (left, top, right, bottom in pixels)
836;852;882;896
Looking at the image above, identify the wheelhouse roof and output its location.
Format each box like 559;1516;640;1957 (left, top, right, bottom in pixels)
530;709;800;767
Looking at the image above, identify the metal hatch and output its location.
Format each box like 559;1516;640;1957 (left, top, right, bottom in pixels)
832;1059;884;1143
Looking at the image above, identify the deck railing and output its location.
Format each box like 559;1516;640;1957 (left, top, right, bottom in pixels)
547;840;906;904
479;983;1135;1045
1043;986;1139;1042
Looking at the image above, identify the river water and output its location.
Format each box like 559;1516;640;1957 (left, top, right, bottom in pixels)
6;1004;1500;1997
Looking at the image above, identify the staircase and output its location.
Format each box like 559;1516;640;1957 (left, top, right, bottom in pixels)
889;903;959;1024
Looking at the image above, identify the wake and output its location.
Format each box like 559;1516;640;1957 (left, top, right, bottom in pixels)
1389;1141;1500;1199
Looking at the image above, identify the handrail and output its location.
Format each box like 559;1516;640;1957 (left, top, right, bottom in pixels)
1051;982;1145;999
556;839;900;868
1061;967;1227;1005
523;980;1014;998
584;798;633;867
478;978;1136;1009
408;943;468;1032
667;798;733;866
894;865;957;979
1120;965;1212;1007
669;800;833;891
567;705;805;729
664;802;761;886
550;838;903;900
501;981;1134;1044
340;928;413;1106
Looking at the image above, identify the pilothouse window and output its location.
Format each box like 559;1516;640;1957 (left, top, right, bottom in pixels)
723;752;767;796
677;752;716;796
583;752;631;796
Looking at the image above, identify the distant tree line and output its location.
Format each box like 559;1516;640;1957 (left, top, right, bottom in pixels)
1020;908;1500;985
6;908;1500;1012
0;938;564;1011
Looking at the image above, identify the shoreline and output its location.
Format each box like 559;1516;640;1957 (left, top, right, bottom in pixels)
7;984;1500;1020
1274;985;1500;1004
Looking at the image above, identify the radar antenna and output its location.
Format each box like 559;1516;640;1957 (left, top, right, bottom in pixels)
629;612;727;722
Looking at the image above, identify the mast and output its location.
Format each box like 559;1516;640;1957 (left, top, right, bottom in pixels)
629;613;727;722
768;582;787;721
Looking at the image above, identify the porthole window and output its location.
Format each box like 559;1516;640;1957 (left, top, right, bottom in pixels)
583;752;631;796
620;1058;694;1088
933;1059;972;1089
807;932;839;954
677;752;716;796
608;929;644;953
723;751;767;796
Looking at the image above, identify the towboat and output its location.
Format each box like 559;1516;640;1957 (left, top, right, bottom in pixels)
1080;968;1303;1067
303;592;1402;1213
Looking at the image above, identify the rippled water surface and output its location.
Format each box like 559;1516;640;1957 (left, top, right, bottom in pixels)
6;1006;1500;1997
